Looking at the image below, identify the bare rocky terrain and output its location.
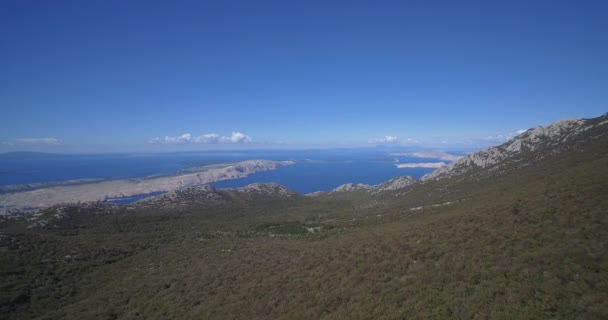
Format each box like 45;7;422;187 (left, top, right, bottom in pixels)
422;114;608;181
307;176;419;195
0;160;294;209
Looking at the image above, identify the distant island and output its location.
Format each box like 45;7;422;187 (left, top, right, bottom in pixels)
0;160;294;209
395;162;447;169
389;151;463;161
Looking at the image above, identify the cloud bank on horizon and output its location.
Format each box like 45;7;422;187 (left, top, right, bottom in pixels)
150;132;253;145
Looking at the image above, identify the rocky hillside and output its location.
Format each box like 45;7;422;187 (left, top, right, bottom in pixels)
1;183;299;228
375;176;418;193
132;185;228;210
233;183;297;197
5;202;130;229
128;183;297;211
327;176;418;194
422;113;608;181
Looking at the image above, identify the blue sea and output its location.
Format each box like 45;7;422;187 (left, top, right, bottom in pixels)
211;161;432;193
0;149;448;199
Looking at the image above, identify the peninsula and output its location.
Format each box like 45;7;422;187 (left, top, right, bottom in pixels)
0;160;294;209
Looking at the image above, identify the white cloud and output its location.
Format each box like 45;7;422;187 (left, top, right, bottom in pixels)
516;129;526;135
368;135;398;144
150;132;252;144
368;135;420;145
194;133;221;143
385;135;398;143
14;137;61;145
155;133;193;144
221;132;252;143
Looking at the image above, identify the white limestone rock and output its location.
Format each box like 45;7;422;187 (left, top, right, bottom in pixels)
422;116;607;181
331;183;374;193
374;176;417;193
329;176;417;194
235;183;297;196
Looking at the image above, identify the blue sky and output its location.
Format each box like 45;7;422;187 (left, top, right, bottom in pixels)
1;0;606;152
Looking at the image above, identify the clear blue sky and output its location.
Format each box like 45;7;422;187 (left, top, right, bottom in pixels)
1;0;606;152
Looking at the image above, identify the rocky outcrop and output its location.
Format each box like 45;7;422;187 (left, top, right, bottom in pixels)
234;183;297;197
422;113;608;181
25;202;129;229
133;183;298;210
0;208;30;221
329;176;417;194
374;176;417;193
133;184;227;210
331;183;374;193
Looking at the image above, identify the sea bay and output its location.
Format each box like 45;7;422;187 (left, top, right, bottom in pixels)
0;149;449;197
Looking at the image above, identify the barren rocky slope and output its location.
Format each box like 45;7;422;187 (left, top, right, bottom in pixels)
422;113;608;181
0;160;294;209
327;176;418;194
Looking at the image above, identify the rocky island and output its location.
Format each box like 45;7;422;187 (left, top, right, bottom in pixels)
0;160;294;209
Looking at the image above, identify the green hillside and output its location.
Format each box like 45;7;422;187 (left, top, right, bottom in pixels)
1;123;607;319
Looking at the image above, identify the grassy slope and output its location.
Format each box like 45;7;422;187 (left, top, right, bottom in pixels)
1;140;607;319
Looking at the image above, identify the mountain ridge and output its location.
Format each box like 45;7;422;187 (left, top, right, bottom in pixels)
422;113;608;181
326;176;418;194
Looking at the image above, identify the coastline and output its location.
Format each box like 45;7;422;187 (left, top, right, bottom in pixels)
0;160;294;209
0;178;105;194
395;162;446;169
